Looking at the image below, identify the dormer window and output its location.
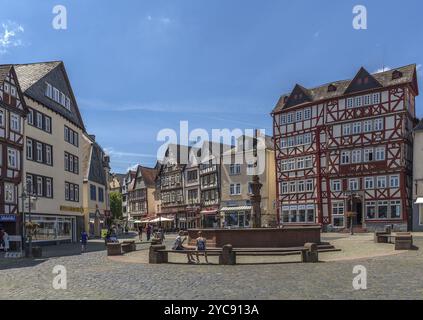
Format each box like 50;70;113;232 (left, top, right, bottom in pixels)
392;70;403;80
328;84;337;92
45;82;72;111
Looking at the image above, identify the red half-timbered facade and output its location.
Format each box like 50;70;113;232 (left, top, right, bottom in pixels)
0;65;28;235
272;65;419;231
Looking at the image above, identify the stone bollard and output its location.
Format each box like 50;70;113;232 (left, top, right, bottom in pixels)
219;244;236;265
302;243;318;263
149;245;168;264
107;243;122;256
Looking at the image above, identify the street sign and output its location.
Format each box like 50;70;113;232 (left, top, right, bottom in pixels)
0;214;16;222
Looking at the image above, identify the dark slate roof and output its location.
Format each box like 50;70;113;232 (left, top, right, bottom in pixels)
0;65;12;84
414;119;423;132
139;166;158;188
273;64;417;113
14;61;85;130
88;140;108;186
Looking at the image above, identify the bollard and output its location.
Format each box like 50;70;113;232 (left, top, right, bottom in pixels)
302;243;318;263
219;244;236;265
149;245;168;264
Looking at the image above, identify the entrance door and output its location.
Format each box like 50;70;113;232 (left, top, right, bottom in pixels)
354;201;363;226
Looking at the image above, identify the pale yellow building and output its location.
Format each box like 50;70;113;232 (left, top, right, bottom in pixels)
15;61;87;243
220;133;277;228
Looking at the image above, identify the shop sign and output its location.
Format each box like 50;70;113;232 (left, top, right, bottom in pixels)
0;214;16;222
60;205;83;213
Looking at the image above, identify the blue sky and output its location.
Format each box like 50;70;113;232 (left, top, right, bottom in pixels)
0;0;422;173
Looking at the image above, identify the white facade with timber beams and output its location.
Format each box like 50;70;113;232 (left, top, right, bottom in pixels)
272;65;419;231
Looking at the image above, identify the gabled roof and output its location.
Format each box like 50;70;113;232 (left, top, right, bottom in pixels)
14;61;85;130
344;67;383;95
0;65;12;84
273;64;418;113
284;84;313;108
138;166;158;188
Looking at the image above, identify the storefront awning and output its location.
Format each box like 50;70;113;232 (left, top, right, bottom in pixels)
415;198;423;204
220;206;252;212
200;210;218;215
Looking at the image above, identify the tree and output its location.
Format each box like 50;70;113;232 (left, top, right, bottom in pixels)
109;191;123;220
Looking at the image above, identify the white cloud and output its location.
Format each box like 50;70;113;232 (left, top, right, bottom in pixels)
145;15;172;25
104;147;156;159
374;66;391;73
0;21;25;54
417;64;422;73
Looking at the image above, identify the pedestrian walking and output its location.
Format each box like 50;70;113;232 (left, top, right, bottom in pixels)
3;231;10;252
138;225;143;241
146;224;152;241
81;230;88;253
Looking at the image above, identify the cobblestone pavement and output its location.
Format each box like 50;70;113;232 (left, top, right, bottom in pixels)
1;233;423;300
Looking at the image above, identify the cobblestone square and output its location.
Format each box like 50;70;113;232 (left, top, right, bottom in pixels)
1;233;423;300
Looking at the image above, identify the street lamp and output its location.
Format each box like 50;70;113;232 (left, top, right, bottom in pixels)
19;177;38;257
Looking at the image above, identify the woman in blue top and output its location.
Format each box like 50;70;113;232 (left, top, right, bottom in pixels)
195;231;209;264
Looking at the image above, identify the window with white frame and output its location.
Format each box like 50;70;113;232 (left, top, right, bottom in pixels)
352;150;361;163
343;124;351;136
36;142;43;162
46;178;52;198
341;151;350;164
45;145;52;165
366;201;376;219
229;164;241;175
288;137;294;147
377;176;387;189
280;114;286;125
332;202;345;227
372;93;381;104
375;147;385;161
305;156;313;168
364;94;371;106
364;177;374;189
374;118;383;131
332;180;341;192
355;96;363;107
10;113;20;132
296;110;303;122
7;148;17;169
26;139;33;160
4;183;15;203
390;175;400;188
378;201;389;218
304;108;312;120
287;113;293;123
390;200;401;218
297;158;305;170
230;184;241;195
289;182;296;193
352;122;361;134
363;120;373;132
364;148;374;162
305;180;313;192
304;133;312;144
27;109;34;125
280;138;286;149
296;134;304;145
287;159;295;171
281;182;288;194
0;109;4;127
349;179;359;191
37;176;43;196
36;113;43;129
346;98;354;108
298;181;305;192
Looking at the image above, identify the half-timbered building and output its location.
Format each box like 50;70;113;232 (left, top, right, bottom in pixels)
128;165;158;222
0;65;28;236
272;65;418;231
